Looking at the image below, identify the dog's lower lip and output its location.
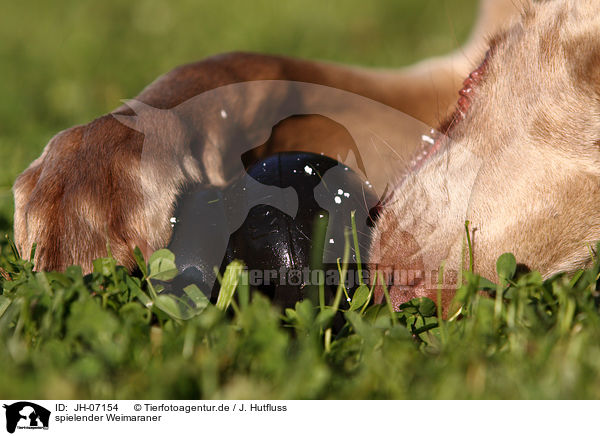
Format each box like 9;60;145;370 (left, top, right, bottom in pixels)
411;46;493;172
411;134;445;171
459;86;474;97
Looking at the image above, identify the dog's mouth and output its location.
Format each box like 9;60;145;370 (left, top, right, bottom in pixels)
368;48;495;289
367;48;495;228
410;48;493;172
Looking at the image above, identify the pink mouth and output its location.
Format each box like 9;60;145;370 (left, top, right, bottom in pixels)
411;49;492;172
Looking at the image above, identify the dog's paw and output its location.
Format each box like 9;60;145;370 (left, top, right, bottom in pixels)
12;114;166;273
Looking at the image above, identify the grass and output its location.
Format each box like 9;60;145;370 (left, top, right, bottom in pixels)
3;234;600;399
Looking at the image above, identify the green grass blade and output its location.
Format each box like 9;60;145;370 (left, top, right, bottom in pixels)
216;260;245;311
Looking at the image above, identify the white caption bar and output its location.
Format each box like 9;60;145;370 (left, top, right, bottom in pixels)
0;400;596;435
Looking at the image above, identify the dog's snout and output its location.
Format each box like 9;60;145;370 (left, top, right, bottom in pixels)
369;229;425;309
369;223;458;315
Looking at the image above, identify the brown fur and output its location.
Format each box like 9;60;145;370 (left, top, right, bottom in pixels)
370;0;600;312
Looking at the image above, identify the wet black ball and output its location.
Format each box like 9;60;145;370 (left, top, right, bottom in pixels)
164;152;379;309
224;152;378;308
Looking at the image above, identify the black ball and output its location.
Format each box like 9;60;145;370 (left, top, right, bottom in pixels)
163;152;379;309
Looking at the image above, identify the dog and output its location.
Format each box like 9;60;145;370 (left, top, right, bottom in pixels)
370;0;600;310
17;0;595;314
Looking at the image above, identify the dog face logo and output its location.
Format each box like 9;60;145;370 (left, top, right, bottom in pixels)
3;402;50;434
